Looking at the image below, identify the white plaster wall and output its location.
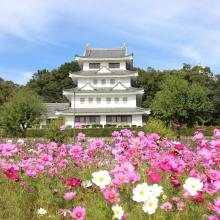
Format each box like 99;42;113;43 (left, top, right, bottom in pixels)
100;115;106;127
83;61;126;71
78;78;131;88
132;115;142;126
71;94;136;108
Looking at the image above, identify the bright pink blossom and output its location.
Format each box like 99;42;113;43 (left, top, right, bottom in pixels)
70;207;86;220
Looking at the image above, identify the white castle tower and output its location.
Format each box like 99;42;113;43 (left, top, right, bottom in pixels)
56;45;150;127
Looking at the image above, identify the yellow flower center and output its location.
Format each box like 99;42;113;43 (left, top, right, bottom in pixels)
148;201;154;206
191;185;196;189
140;190;145;195
99;177;104;182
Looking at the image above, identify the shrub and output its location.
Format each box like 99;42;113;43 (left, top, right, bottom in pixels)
45;118;68;143
143;118;175;139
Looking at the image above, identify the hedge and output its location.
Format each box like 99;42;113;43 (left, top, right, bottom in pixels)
2;126;219;138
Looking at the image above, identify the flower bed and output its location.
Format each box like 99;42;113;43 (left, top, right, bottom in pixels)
0;129;219;219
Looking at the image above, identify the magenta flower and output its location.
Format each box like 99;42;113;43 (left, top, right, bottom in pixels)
3;167;20;182
67;178;81;189
70;207;86;220
147;171;161;183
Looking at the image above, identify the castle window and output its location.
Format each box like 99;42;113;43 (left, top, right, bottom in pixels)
101;79;106;84
106;97;111;103
80;98;85;104
88;97;93;103
96;97;101;103
109;63;120;69
110;79;116;84
93;79;98;84
122;97;128;103
114;97;119;103
89;63;100;69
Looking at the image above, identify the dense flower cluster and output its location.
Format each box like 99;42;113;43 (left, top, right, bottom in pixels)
0;128;219;219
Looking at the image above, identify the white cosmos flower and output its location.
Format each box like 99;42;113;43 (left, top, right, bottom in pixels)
143;197;158;214
82;180;92;188
149;184;163;198
112;204;124;219
183;177;203;196
37;208;47;215
92;170;111;189
132;183;151;202
17;139;24;144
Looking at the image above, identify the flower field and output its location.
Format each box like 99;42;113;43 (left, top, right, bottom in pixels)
0;129;220;220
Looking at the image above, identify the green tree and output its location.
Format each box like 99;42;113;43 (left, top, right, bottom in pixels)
150;76;214;126
137;67;164;108
27;61;80;102
0;88;46;136
212;75;220;124
0;78;19;105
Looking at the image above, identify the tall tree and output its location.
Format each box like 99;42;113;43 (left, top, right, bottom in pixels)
0;88;46;136
27;61;80;102
150;76;214;126
137;67;164;108
0;78;19;106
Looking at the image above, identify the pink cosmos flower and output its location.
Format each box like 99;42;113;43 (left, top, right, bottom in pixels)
70;207;86;220
1;143;18;157
208;170;220;181
77;132;86;142
60;125;69;131
177;201;186;211
74;122;82;129
147;171;161;183
208;215;219;220
64;192;77;201
90;139;104;149
161;202;172;211
49;167;58;177
69;145;82;159
103;188;120;203
3;167;20;182
213;128;220;138
67;178;81;189
214;197;220;215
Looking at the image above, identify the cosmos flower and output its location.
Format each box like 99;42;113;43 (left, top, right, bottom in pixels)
92;170;111;189
132;183;150;202
161;202;172;211
183;177;203;196
142;197;158;214
112;204;124;220
37;208;47;215
70;207;86;220
64;192;77;201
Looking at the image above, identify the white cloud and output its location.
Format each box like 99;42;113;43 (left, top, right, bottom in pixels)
0;0;220;72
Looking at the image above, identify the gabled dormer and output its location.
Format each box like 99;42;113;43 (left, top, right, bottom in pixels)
96;66;112;74
111;82;127;90
79;83;96;91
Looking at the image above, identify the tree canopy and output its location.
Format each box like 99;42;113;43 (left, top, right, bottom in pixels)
150;75;214;126
0;88;46;136
27;61;80;102
0;78;19;106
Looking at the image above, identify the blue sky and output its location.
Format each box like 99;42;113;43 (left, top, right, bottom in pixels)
1;0;220;84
